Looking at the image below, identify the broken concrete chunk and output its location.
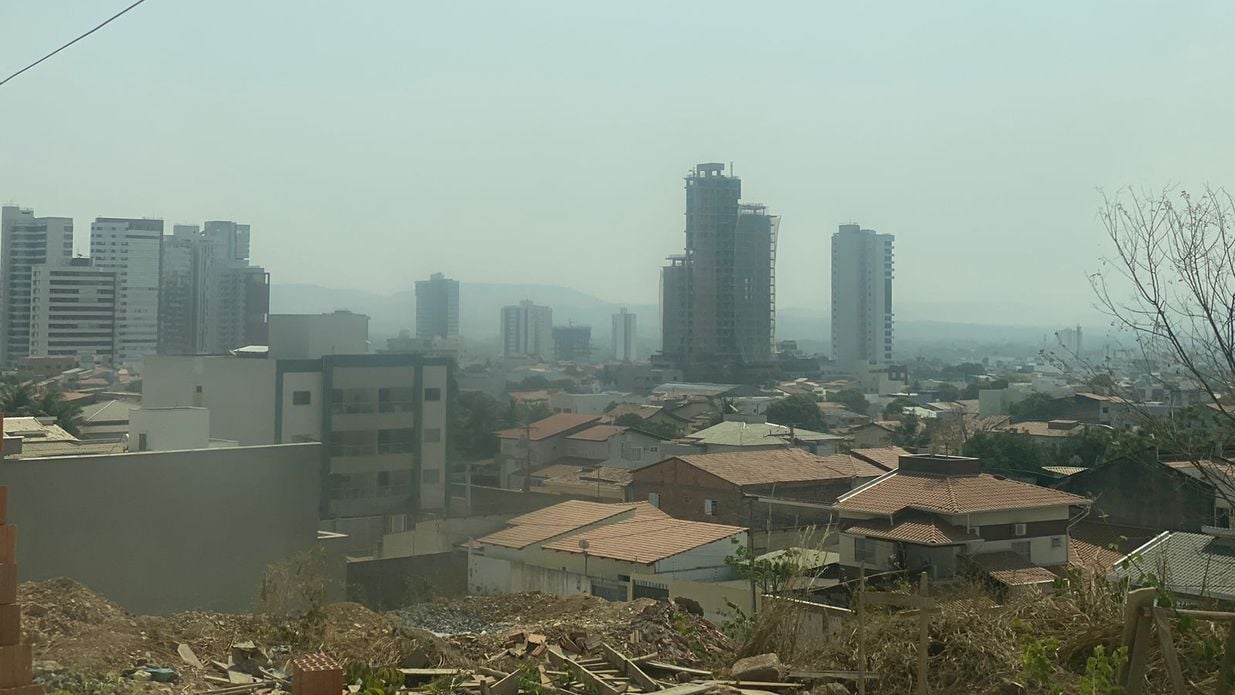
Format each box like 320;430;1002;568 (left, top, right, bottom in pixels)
729;653;784;682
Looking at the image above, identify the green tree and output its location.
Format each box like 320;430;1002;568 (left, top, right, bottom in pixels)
892;412;928;449
0;382;82;436
827;388;870;416
1008;392;1064;421
613;413;680;439
883;396;918;420
510;375;550;392
935;383;961;402
962;431;1045;473
450;390;503;461
765;394;827;432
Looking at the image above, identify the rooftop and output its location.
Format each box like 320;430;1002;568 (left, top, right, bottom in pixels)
1111;529;1235;601
684;420;843;448
835;462;1091;516
565;425;628;442
970;552;1061;587
603;404;664;421
844;515;980;546
474;500;665;550
495;413;601;441
1006;420;1085;437
669;449;885;487
849;446;912;471
541;516;744;564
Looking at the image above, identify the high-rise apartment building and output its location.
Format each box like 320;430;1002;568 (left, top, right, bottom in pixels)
0;206;74;365
500;300;553;360
415;272;460;341
29;258;117;361
831;223;894;372
91;217;164;364
553;325;592;362
158;221;269;355
611;308;637;362
659;163;778;381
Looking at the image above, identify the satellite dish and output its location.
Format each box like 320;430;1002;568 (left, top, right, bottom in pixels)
578;539;590;550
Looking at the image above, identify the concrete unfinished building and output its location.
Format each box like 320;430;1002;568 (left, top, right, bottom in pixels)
659;163;778;382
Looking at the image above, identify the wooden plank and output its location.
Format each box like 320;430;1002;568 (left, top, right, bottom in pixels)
490;670;520;695
548;646;625;695
1221;621;1235;695
862;593;932;609
1125;614;1153;695
1159;607;1235;623
642;661;713;677
601;643;660;692
1152;611;1186;695
714;680;803;692
786;670;880;682
642;684;713;695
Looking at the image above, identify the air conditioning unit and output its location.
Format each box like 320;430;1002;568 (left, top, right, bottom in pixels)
387;513;409;534
1013;523;1027;537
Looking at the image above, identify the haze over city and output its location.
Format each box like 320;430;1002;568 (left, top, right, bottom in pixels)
6;1;1235;326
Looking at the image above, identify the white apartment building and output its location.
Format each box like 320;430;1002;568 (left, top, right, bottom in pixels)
0;206;74;365
831;223;894;373
611;307;637;362
501;300;552;360
142;334;450;555
29;259;117;361
91;217;164;365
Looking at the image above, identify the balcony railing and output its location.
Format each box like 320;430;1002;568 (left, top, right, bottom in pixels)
377;442;415;455
378;401;415;413
331;402;376;414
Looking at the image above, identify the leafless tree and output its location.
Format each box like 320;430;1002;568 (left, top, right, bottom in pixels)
1090;187;1235;510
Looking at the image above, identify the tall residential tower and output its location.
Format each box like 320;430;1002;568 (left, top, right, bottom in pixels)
0;206;74;365
831;223;894;372
415;272;460;341
611;308;637;362
659;163;778;381
91;217;164;364
500;300;552;360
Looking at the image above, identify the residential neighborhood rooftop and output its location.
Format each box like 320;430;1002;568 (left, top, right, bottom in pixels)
970;552;1061;587
495;413;600;441
844;515;980;546
564;425;628;442
474;500;664;549
1111;528;1235;601
541;516;745;564
672;449;885;487
683;420;843;447
849;446;912;471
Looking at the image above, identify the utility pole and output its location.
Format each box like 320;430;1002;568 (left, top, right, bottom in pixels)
746;494;757;617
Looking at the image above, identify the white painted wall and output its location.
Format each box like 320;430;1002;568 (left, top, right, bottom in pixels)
129;407;210;451
280;371;323;442
142;355;277;445
419;364;449;512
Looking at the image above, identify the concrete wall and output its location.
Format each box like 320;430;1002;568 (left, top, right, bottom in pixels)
129;407;210;451
419;364;449;511
0;442;324;614
347;550;467;610
143;355;278;445
280;371;323;443
379;515;510;559
1059;458;1213;531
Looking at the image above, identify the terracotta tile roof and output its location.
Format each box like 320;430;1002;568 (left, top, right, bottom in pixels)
1042;466;1088;477
542;517;745;564
844;516;979;546
835;470;1091;515
495;413;601;441
603;404;663;421
969;552;1061;586
565;425;628;442
1069;522;1159;575
684;420;843;447
672;449;885;487
849;446;912;471
508;390;552;403
475;500;665;549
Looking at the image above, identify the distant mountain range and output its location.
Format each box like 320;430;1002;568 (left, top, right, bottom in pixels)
269;282;1090;352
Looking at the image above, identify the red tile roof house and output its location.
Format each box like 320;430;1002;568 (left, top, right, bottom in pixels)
493;413;601;488
467;499;746;601
835;454;1090;590
629;449;884;550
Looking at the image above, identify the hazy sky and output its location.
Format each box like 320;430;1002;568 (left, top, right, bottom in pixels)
4;1;1235;325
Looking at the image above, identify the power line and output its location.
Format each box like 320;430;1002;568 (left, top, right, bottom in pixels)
0;0;151;88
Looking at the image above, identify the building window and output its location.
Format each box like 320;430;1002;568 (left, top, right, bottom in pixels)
194;385;202;393
703;499;718;516
137;433;148;451
424;387;442;402
1051;536;1063;549
422;469;440;484
854;537;877;564
647;492;661;507
292;390;311;406
1013;523;1027;537
424;427;441;443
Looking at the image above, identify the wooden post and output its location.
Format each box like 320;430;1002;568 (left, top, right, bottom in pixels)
1220;621;1235;695
1119;588;1156;687
1151;610;1186;695
1124;611;1153;695
857;562;866;695
917;573;929;695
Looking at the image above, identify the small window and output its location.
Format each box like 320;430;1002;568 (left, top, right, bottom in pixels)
704;499;718;516
137;433;148;451
194;385;203;393
647;492;661;507
1051;536;1063;549
292;390;311;405
424;387;442;402
422;468;441;484
377;471;390;487
424;427;441;443
1013;523;1027;537
854;537;877;564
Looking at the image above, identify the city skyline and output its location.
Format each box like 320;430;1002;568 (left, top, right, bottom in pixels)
6;2;1231;326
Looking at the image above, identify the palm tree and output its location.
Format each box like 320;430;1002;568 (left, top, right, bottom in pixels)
0;382;83;436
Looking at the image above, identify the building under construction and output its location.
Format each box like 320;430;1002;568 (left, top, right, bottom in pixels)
658;163;779;382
